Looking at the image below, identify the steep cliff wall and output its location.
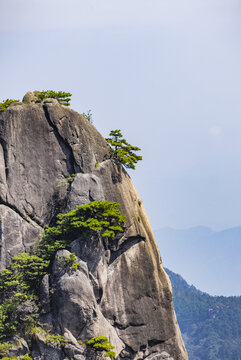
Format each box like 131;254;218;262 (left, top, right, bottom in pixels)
0;94;188;360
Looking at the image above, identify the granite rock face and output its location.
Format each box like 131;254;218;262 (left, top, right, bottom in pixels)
0;95;188;360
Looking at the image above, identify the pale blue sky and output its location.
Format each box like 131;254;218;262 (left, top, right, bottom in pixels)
1;0;241;231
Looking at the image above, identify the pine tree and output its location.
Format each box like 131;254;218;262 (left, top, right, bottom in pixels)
105;129;142;169
37;90;72;106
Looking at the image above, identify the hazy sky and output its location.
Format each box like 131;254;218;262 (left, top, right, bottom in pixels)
1;0;241;231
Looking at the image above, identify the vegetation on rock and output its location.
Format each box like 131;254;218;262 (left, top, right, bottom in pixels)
0;99;20;112
44;334;68;347
0;253;49;339
37;200;126;261
87;336;116;358
36;90;72;106
81;110;93;123
56;173;77;188
105;129;142;169
57;252;80;270
0;342;11;357
0;355;32;360
0;200;125;354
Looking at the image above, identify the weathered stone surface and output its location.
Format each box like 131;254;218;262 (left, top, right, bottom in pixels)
0;143;7;201
8;338;29;357
43;100;109;173
22;91;40;103
0;93;188;360
52;250;124;356
32;332;65;360
0;102;69;225
0;204;42;269
68;160;187;358
40;274;51;313
66;173;105;210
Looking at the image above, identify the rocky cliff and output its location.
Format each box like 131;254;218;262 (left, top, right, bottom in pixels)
0;93;188;360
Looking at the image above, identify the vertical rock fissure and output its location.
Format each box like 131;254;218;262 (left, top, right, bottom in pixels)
43;104;82;175
0;139;9;179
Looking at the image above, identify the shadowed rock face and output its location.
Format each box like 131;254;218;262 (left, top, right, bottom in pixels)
0;95;188;360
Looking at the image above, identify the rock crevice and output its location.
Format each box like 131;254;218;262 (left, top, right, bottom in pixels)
43;102;82;175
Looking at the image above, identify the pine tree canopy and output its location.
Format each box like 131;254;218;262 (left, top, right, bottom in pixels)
105;129;142;169
37;90;72;106
0;99;20;112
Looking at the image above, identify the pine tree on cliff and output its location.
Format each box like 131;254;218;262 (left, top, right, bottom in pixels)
105;129;142;169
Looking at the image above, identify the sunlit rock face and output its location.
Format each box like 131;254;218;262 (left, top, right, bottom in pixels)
0;95;188;360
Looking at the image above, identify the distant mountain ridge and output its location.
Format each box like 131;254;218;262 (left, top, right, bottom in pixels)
155;225;241;295
166;268;241;360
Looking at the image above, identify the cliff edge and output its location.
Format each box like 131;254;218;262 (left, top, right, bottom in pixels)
0;93;188;360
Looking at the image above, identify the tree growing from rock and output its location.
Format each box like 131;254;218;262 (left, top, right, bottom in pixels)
0;99;20;112
36;90;72;106
105;129;142;169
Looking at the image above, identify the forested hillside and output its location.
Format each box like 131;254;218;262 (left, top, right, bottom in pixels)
166;268;241;360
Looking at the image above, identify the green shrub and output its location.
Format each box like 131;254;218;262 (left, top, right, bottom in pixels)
25;326;46;340
0;99;20;112
36;91;72;106
88;336;115;358
0;342;11;356
44;334;68;347
105;350;116;358
0;293;39;339
0;253;49;295
22;355;33;360
0;254;49;339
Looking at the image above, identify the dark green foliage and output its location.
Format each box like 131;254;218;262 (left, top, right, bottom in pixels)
37;201;126;261
166;268;241;360
0;99;20;112
88;336;116;358
0;254;49;339
36;91;72;106
0;253;49;295
105;130;142;169
0;289;39;339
